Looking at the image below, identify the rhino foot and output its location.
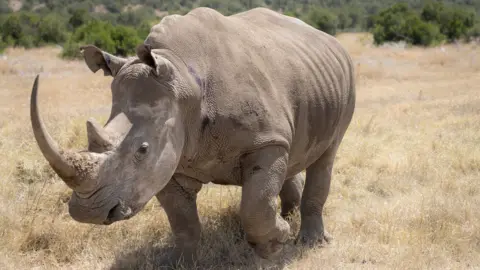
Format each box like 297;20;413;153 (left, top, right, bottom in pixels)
249;240;282;259
248;217;290;259
295;217;333;247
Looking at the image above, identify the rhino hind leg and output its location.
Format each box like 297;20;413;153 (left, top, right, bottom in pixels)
295;142;341;247
156;175;202;267
279;173;304;219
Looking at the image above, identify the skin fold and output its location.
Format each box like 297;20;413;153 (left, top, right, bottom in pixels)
30;7;356;265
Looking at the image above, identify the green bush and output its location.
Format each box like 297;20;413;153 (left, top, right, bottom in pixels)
137;20;153;40
439;7;475;41
1;0;478;55
68;8;92;30
422;1;476;41
466;22;480;41
303;7;338;35
0;11;68;49
67;20;117;53
110;25;143;56
372;3;444;46
410;20;444;46
37;13;68;45
61;19;142;59
117;7;156;27
421;1;445;22
283;10;300;18
336;11;352;30
197;0;244;15
0;12;40;48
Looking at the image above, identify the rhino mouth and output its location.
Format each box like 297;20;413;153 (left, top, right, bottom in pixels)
103;201;134;225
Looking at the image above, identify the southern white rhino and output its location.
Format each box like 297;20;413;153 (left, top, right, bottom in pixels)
30;7;356;264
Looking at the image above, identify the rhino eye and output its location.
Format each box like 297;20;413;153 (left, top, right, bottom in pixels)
134;142;149;162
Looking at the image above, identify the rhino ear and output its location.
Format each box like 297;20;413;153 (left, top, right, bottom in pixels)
80;45;128;77
136;44;174;78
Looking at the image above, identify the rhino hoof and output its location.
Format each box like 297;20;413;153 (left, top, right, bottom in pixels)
295;229;333;248
252;239;285;259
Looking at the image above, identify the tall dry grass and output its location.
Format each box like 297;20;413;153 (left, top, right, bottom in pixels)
0;34;479;269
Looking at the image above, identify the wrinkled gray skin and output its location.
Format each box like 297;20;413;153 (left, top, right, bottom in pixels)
30;7;355;265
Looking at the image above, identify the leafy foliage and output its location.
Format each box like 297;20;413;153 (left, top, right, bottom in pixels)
422;1;476;41
0;12;40;49
303;7;338;35
0;0;478;55
37;13;68;46
68;8;92;30
61;20;142;59
372;3;444;46
372;2;477;46
466;22;480;41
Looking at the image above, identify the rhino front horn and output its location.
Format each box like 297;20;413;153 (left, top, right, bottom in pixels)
30;75;78;187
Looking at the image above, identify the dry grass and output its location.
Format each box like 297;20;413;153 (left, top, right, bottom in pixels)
1;34;479;269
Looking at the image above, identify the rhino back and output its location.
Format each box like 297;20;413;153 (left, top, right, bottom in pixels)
145;7;355;179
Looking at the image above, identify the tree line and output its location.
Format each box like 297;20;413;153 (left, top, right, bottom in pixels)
0;0;478;58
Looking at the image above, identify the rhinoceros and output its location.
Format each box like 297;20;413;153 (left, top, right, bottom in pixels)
30;7;355;263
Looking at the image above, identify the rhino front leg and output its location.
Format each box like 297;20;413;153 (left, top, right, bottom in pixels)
296;143;340;247
280;173;304;219
240;146;291;259
156;175;202;266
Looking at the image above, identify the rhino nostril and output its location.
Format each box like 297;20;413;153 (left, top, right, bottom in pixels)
104;203;120;225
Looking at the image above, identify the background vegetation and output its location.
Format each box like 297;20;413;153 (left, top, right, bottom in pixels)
0;0;478;57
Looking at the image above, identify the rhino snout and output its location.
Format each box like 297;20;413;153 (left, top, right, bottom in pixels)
67;192;131;225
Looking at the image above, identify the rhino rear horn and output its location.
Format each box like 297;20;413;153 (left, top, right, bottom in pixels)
87;118;113;153
87;113;132;153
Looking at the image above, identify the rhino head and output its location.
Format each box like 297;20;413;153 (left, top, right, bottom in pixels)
30;44;197;225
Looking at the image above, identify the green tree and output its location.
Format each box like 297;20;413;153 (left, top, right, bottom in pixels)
336;11;352;30
68;8;92;30
0;12;41;48
410;19;443;46
62;19;142;59
103;0;121;13
372;3;444;46
466;22;480;41
64;20;116;55
421;1;445;22
439;7;475;40
304;7;338;35
111;25;143;56
348;7;365;29
138;20;153;39
37;13;67;45
422;1;476;41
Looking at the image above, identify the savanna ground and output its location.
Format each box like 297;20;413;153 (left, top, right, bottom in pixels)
0;33;479;269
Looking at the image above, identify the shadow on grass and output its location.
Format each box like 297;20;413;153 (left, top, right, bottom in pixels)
109;207;306;270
